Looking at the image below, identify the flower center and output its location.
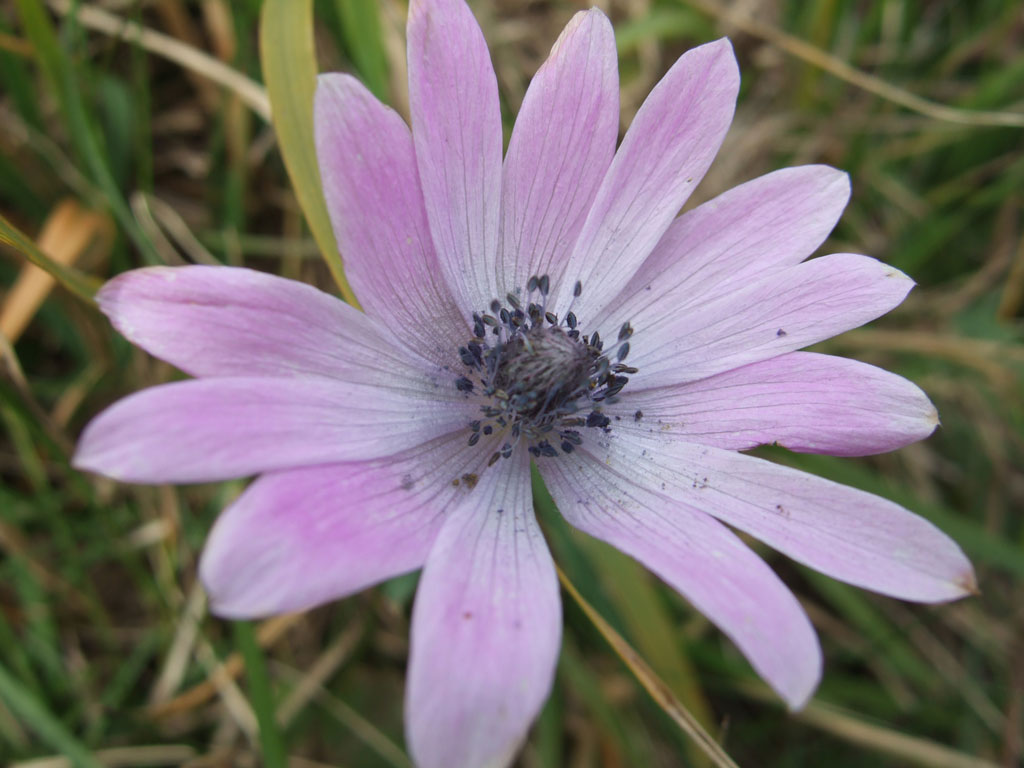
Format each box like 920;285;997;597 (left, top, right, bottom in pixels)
454;275;637;465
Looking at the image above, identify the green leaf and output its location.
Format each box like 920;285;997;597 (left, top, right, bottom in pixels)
334;0;390;101
260;0;358;306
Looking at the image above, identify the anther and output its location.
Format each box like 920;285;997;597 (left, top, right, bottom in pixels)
455;275;639;463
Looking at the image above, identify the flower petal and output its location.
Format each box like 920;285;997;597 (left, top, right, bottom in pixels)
539;450;821;709
73;376;473;484
627;253;915;390
554;38;739;318
606;165;850;326
615;352;938;456
498;9;618;295
408;0;503;315
406;450;560;768
96;265;438;381
578;431;976;603
315;74;469;366
200;432;494;617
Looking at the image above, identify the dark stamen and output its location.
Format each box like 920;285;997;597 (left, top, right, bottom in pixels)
454;276;638;463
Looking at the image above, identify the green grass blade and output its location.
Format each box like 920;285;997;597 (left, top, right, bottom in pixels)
234;621;287;768
0;213;100;305
14;0;161;264
0;660;104;768
259;0;358;306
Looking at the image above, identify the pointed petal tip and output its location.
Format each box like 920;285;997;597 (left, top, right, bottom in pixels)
69;445;97;477
408;0;464;23
777;633;822;713
704;37;739;80
544;7;613;67
198;536;278;620
814;164;852;199
948;565;980;599
707;35;739;73
314;72;368;120
886;264;914;283
554;6;613;48
959;570;981;597
784;685;816;714
94;265;171;318
901;556;978;604
71;419;119;482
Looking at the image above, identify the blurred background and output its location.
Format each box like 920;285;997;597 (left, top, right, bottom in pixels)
0;1;1022;766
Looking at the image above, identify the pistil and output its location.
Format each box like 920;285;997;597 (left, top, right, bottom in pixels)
455;275;637;463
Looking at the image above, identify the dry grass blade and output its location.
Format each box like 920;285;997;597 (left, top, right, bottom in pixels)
795;700;1001;768
683;0;1024;128
997;234;1024;320
0;30;34;57
11;744;196;768
1;200;112;342
130;192;220;266
148;613;302;718
149;584;208;707
273;624;413;768
275;619;364;727
828;329;1022;390
556;566;740;768
46;0;270;121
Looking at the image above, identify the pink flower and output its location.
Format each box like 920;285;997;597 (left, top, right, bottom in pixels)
74;1;975;766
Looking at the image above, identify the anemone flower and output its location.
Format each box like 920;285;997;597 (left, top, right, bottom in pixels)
73;1;975;766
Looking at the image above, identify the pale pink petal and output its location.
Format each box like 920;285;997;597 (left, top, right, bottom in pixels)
539;450;821;709
408;0;503;315
200;432;495;617
498;9;618;294
604;165;850;328
73;377;474;484
96;265;445;380
406;450;560;768
315;75;469;366
579;432;976;602
627;253;914;390
615;352;938;456
554;39;739;318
